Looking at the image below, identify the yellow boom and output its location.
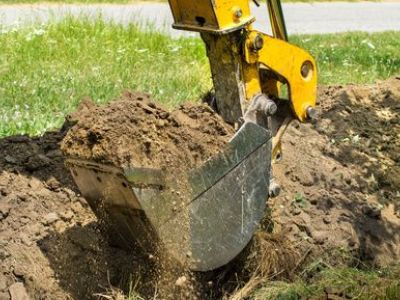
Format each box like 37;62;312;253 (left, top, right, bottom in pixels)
168;0;317;160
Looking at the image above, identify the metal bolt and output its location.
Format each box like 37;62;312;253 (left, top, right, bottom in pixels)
234;9;243;18
264;99;277;116
306;106;317;121
251;34;264;52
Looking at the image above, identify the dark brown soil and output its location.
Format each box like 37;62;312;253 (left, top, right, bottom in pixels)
271;77;400;269
61;91;234;170
0;78;399;300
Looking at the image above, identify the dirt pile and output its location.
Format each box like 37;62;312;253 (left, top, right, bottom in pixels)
270;77;400;269
61;91;234;170
0;78;399;299
318;78;400;200
0;131;109;300
227;77;400;298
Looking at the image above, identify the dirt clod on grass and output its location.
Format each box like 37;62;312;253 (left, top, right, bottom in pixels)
0;78;399;300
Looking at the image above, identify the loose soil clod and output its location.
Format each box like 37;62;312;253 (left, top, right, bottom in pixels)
0;78;399;299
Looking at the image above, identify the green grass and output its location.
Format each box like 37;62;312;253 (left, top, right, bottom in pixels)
291;32;400;85
253;265;400;300
0;18;399;137
0;18;209;136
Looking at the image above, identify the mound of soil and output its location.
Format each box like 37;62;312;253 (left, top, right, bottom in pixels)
61;91;234;170
0;131;105;300
0;78;399;300
271;77;400;269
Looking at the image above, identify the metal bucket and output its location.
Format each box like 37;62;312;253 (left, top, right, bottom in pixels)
65;122;271;271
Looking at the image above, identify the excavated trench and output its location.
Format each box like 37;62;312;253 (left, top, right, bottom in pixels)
0;78;399;299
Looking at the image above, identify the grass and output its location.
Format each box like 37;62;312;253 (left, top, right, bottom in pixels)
253;265;400;300
0;18;399;137
0;18;209;136
291;32;400;85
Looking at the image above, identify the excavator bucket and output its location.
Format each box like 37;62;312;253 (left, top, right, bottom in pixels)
65;122;271;271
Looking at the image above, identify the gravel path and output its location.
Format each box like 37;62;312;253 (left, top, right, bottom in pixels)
1;2;400;36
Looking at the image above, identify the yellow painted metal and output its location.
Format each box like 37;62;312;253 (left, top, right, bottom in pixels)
167;0;317;121
243;31;317;121
168;0;254;33
242;63;262;102
242;30;262;101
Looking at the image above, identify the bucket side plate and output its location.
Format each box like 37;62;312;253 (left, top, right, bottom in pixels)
65;160;158;251
189;140;271;270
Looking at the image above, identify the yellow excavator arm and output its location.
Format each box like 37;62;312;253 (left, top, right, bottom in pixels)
168;0;317;161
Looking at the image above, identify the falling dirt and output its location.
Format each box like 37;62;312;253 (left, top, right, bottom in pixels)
0;77;399;300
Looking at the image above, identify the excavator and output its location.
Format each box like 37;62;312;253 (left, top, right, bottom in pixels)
65;0;317;272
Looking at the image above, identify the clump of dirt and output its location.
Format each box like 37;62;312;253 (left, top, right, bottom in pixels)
1;78;400;300
61;91;234;171
0;106;226;300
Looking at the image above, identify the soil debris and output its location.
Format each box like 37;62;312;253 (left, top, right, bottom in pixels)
9;282;30;300
61;91;234;170
0;78;399;299
271;77;400;269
